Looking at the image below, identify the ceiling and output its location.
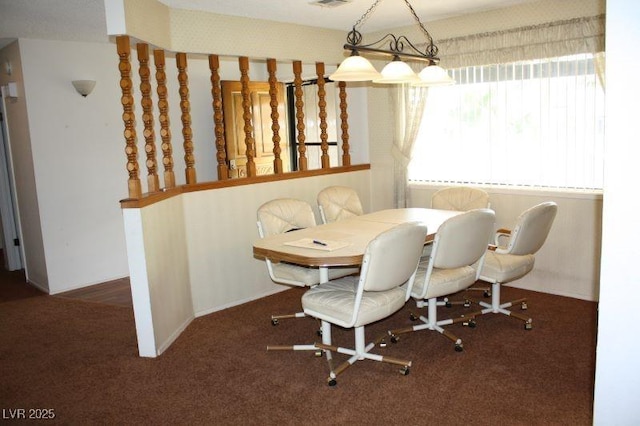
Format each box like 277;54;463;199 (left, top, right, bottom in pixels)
157;0;535;31
0;0;536;49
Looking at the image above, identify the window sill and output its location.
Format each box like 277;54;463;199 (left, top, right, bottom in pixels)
408;181;603;201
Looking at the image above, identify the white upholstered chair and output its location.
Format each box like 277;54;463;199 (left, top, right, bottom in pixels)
257;198;358;326
301;221;429;386
317;185;364;224
426;186;492;303
466;201;558;330
431;186;490;211
388;209;496;352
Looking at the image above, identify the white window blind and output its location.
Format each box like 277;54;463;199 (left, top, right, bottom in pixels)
408;53;605;190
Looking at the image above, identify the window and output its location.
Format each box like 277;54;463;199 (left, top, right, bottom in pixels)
408;53;605;190
286;80;341;171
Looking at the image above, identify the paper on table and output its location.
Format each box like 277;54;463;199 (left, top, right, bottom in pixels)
284;238;350;252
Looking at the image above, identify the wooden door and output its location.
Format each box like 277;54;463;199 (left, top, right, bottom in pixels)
221;81;289;178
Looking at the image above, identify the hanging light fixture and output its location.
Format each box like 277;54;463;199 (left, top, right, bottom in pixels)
329;0;453;86
414;65;455;86
375;56;420;84
329;53;382;81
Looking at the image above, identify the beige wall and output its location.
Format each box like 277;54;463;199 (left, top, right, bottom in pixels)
16;39;130;293
124;169;371;356
185;170;372;316
109;0;346;64
410;185;602;301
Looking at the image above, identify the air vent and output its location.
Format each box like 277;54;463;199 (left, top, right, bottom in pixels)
309;0;353;8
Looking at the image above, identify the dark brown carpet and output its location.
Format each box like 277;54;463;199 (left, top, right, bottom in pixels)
0;270;596;425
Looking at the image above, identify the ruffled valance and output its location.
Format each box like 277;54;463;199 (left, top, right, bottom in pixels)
429;15;605;69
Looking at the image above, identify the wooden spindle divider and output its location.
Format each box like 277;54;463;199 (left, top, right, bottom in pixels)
292;61;307;171
316;62;330;169
117;39;361;201
267;58;283;174
238;56;256;177
338;81;351;166
116;36;141;199
208;54;229;180
153;49;176;189
136;43;160;193
176;52;197;184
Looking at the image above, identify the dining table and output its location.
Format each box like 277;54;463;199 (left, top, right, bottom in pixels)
253;207;461;282
253;207;462;354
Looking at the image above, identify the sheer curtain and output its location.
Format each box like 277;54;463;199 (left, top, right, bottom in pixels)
594;51;606;90
391;15;605;201
391;83;428;208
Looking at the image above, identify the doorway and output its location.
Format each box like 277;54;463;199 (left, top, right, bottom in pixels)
0;86;23;271
221;80;290;178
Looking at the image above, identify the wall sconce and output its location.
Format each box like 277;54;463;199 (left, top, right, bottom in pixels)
72;80;96;97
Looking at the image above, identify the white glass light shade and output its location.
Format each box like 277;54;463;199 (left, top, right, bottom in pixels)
373;60;420;84
72;80;96;97
329;55;382;82
413;65;455;87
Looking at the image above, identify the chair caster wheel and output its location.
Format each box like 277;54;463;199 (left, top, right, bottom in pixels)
409;313;418;321
400;366;410;376
484;290;491;298
462;317;475;327
445;301;452;308
521;302;528;310
455;343;464;352
379;339;387;348
463;300;472;308
525;322;533;330
390;334;399;344
328;378;337;387
271;318;279;326
314;350;323;357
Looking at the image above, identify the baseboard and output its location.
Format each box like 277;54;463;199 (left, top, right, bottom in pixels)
48;274;130;295
194;286;288;318
27;278;49;294
155;315;194;357
506;283;598;302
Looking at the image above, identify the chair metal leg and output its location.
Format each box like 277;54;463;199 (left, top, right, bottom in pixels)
267;270;338;363
270;311;306;326
314;327;411;386
270;267;329;326
266;344;319;351
465;282;491;298
420;297;470;309
389;298;466;352
435;281;490;309
267;320;333;358
464;282;533;330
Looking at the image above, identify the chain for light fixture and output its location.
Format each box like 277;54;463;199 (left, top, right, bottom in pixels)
343;0;439;65
330;0;453;85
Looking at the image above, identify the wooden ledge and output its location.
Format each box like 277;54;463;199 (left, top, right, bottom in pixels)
120;164;370;209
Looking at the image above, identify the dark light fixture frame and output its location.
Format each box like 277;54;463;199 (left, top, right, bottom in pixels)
342;0;440;65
